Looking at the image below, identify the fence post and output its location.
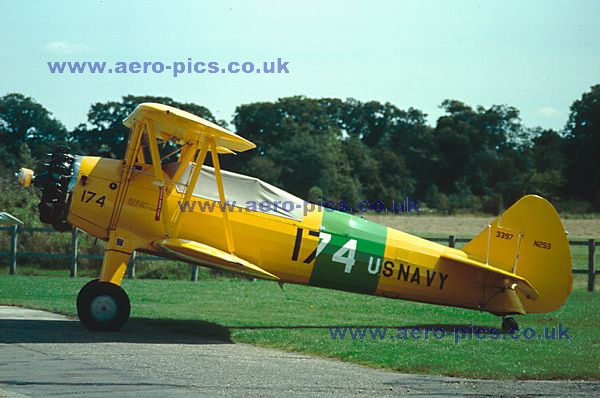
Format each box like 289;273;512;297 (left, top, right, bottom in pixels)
448;235;456;248
127;251;136;279
70;228;78;277
191;265;199;282
589;239;596;292
9;225;18;275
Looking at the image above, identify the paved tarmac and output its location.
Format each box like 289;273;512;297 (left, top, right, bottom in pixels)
0;306;598;397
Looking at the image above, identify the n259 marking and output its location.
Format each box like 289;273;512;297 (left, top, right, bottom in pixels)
533;240;552;250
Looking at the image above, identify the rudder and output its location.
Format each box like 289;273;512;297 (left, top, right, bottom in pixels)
463;195;572;314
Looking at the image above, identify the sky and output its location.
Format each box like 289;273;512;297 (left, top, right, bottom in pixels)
1;0;599;131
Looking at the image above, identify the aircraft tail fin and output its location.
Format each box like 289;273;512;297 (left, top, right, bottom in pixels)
462;195;572;314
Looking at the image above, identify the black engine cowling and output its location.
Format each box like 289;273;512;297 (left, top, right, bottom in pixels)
33;146;76;231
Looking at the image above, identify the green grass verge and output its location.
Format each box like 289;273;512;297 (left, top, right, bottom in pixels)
0;274;598;380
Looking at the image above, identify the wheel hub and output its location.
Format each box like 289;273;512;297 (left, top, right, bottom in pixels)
90;295;118;322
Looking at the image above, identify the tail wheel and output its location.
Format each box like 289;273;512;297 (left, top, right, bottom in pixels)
501;316;519;332
77;279;130;331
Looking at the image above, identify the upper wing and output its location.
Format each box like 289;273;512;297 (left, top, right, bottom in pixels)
153;238;279;281
123;103;255;153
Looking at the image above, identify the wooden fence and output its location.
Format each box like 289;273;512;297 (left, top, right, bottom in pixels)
1;226;597;291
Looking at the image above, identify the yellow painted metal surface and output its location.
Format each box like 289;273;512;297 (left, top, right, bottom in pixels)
123;103;255;152
154;238;279;280
60;104;572;317
462;195;572;313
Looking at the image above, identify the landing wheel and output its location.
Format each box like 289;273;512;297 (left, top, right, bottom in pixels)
501;316;519;332
77;279;130;331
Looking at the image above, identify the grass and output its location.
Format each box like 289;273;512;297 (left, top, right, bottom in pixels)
366;213;599;271
365;213;600;239
0;274;598;380
0;214;597;378
0;261;216;280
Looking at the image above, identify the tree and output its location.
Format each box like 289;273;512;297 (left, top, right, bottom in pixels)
372;147;415;205
519;128;567;201
340;100;433;197
432;100;529;206
564;84;600;208
230;97;365;201
268;127;359;201
0;93;67;169
341;136;382;201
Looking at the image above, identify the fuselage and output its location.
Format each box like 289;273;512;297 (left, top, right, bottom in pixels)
66;155;513;314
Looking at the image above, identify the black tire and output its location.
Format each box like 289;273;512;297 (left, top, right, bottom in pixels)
76;279;130;331
501;316;519;332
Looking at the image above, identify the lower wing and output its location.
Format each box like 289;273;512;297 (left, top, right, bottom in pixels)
153;238;279;281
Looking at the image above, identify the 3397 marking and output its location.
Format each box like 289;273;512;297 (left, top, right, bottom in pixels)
495;231;514;240
80;190;106;207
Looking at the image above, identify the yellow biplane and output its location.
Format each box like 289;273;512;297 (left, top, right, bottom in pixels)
17;103;572;332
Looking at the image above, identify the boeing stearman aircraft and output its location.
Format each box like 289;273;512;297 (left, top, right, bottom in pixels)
17;103;572;332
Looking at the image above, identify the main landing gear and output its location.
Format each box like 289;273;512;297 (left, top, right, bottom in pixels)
77;279;131;331
501;316;519;332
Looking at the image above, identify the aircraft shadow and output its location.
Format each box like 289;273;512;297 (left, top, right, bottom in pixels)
228;323;507;334
0;317;509;345
0;317;232;345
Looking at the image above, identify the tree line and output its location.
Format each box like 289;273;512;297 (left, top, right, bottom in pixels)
1;86;599;220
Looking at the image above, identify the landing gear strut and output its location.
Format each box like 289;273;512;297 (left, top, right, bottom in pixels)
501;316;519;332
77;279;130;331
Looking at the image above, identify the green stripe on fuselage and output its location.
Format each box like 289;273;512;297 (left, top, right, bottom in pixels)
308;210;387;294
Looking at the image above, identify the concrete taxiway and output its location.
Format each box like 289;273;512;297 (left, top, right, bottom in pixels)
0;306;598;397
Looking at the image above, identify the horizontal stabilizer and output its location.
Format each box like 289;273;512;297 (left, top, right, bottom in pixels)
153;238;279;281
440;251;539;301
